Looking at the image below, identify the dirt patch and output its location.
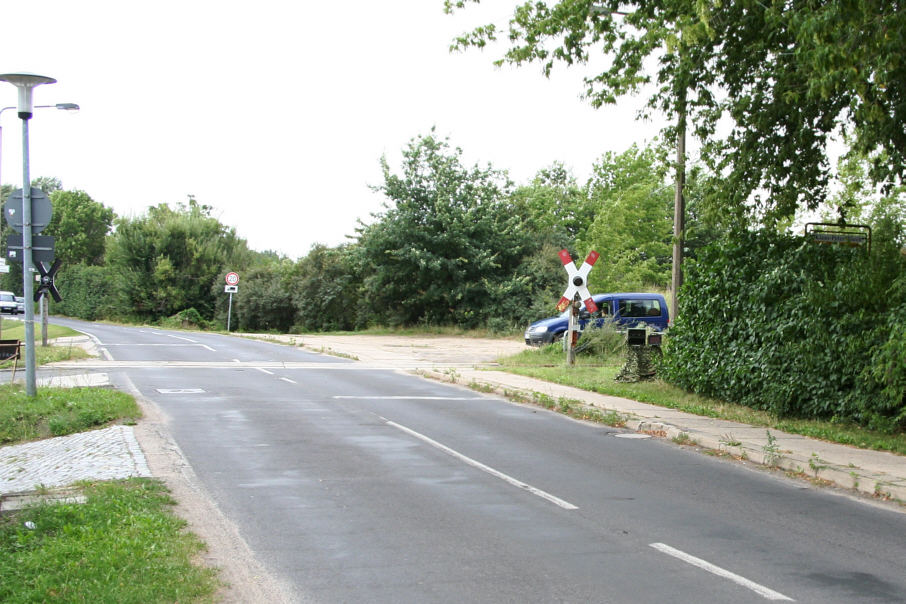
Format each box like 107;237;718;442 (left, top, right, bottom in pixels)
245;333;528;368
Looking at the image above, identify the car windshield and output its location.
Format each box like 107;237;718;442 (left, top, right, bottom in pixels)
0;294;14;302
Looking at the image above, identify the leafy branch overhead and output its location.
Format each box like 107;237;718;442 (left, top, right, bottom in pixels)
445;0;905;225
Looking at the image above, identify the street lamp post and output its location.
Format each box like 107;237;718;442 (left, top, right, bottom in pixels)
0;73;58;397
0;102;79;350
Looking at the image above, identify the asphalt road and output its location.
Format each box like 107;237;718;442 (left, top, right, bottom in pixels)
50;319;906;603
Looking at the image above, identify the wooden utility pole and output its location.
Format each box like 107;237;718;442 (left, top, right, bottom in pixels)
671;59;687;325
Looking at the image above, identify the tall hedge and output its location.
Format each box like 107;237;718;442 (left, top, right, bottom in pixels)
51;263;124;321
662;230;906;430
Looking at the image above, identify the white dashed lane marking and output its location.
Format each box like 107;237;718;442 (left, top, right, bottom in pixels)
382;417;578;511
649;542;794;601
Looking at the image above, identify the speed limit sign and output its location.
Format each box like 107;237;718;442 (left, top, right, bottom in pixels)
225;272;239;286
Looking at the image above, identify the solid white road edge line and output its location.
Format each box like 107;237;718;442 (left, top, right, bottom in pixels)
383;418;578;511
649;542;794;601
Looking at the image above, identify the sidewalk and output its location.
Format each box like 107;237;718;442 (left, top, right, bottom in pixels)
285;334;906;504
0;372;152;512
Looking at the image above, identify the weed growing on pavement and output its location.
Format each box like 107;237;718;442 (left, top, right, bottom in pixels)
0;479;219;603
468;380;495;394
0;386;140;445
468;383;626;428
719;433;742;448
672;432;695;445
808;453;828;478
763;431;783;467
309;346;359;361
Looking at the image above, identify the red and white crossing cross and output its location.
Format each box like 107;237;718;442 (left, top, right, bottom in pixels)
556;249;600;313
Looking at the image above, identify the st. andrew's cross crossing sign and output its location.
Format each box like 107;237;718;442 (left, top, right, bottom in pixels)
556;249;599;313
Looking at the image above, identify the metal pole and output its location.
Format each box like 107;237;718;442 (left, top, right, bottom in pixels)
227;292;233;332
20;117;36;395
41;293;48;346
566;299;578;366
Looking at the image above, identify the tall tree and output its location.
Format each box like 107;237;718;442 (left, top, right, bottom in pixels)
31;176;62;194
579;143;673;291
46;189;115;266
445;0;906;225
511;162;594;243
106;199;250;319
357;131;532;327
290;244;362;331
236;259;297;333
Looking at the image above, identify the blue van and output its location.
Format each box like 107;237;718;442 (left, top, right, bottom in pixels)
524;293;669;346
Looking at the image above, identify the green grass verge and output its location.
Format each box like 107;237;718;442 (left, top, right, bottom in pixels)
0;478;219;603
0;386;141;446
498;344;906;456
0;322;89;369
0;321;80;342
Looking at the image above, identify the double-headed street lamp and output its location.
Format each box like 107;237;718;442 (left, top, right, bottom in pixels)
0;72;68;396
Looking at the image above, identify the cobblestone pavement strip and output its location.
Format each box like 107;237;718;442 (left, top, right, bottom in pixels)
0;425;151;495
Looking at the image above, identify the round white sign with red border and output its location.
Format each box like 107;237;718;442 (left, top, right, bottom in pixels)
225;272;239;286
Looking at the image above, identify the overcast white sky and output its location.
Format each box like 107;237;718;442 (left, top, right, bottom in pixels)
0;1;663;259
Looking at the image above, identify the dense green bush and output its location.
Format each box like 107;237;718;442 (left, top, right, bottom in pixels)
52;263;123;320
867;276;906;428
235;262;297;333
158;307;210;330
663;230;906;430
576;320;625;359
105;200;250;321
291;244;362;332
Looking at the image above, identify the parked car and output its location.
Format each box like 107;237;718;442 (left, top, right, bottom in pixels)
15;296;25;314
0;291;18;315
524;292;669;346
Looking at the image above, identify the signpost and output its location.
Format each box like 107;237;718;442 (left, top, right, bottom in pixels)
35;260;62;347
224;272;239;331
556;249;599;365
805;222;871;251
4;188;52;234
